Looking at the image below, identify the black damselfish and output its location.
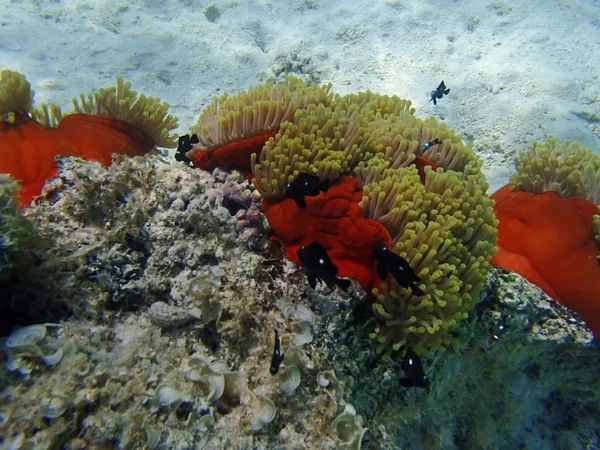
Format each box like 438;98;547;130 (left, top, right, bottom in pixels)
373;243;425;296
270;329;284;375
175;133;199;164
296;241;351;291
399;348;430;388
429;81;450;105
282;172;329;208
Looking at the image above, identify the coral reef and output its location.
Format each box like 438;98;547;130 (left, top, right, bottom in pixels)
333;269;600;449
491;139;600;335
0;69;178;207
0;157;364;449
0;156;597;449
0;175;30;281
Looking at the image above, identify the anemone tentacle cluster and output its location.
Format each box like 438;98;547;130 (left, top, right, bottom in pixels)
187;76;333;173
191;77;498;355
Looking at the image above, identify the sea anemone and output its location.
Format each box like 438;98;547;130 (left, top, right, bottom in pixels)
491;138;600;335
187;75;333;177
188;78;498;354
0;69;178;207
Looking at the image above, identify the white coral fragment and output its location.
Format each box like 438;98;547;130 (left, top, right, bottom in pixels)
317;370;338;388
187;355;247;402
284;347;314;372
198;374;226;403
198;413;216;432
147;301;200;328
250;394;276;431
40;392;70;419
154;384;182;408
293;320;313;346
275;298;296;319
278;365;301;393
5;324;46;350
4;324;65;372
294;304;316;325
189;267;224;324
330;404;368;449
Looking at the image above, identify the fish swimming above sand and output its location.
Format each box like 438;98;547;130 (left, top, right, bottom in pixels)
429;81;450;105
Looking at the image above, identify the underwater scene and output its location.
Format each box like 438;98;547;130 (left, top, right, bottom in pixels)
1;0;599;449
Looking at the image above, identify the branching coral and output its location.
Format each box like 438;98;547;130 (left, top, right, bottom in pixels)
0;69;178;207
491;139;600;335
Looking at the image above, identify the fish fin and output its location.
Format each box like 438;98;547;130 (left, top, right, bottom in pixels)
410;283;426;296
376;262;387;280
294;196;307;208
399;377;429;388
444;88;450;94
308;275;317;289
399;378;415;387
319;179;330;192
335;277;351;292
392;271;409;288
409;271;421;283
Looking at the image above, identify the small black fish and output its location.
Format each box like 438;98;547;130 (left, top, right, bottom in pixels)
296;241;351;291
422;138;441;151
429;81;450;105
373;243;425;296
270;329;284;375
175;133;199;164
399;348;430;388
282;172;329;208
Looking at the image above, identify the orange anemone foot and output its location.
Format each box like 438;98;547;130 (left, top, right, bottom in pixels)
0;110;156;208
262;175;392;291
189;131;278;180
56;114;155;165
491;183;600;335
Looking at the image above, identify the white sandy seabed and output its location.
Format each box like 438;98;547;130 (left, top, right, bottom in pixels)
1;0;599;193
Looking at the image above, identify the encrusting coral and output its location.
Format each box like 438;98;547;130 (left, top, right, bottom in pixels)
491;138;600;335
0;69;178;207
188;78;498;354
